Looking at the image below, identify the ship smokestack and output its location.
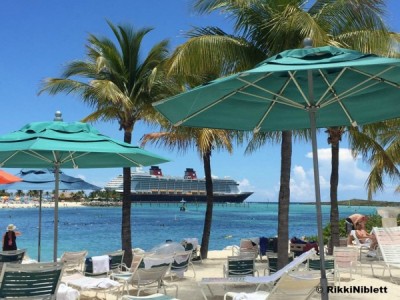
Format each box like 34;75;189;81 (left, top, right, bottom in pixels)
184;168;197;179
150;166;163;177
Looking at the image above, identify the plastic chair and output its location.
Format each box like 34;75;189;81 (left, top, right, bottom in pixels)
169;250;195;280
0;262;63;300
107;249;126;273
333;246;361;285
223;255;259;278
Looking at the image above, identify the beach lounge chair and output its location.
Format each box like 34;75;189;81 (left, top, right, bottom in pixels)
371;226;400;283
182;238;202;263
107;249;126;273
84;254;112;277
333;246;361;285
232;239;259;258
0;261;63;300
223;255;259;278
121;294;180;300
223;270;320;300
199;249;316;300
62;272;121;300
0;249;26;263
60;250;88;274
169;250;195;280
111;255;178;297
348;230;371;260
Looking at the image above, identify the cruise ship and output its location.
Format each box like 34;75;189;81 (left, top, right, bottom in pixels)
105;166;253;203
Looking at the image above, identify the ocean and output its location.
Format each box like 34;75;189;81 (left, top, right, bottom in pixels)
1;202;378;262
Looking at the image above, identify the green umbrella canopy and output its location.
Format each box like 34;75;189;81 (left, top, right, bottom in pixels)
153;45;400;299
0;120;169;168
0;115;170;262
154;46;400;131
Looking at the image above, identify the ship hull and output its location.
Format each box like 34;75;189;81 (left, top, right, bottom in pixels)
129;192;252;203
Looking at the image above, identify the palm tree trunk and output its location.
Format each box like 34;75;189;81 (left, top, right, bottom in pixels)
122;130;133;266
277;131;292;269
200;148;213;259
328;128;341;255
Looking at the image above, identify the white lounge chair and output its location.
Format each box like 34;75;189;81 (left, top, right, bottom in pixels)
348;230;371;260
60;250;88;274
199;249;316;300
224;270;320;300
371;226;400;283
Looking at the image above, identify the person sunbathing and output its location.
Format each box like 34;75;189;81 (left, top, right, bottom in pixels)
347;222;378;257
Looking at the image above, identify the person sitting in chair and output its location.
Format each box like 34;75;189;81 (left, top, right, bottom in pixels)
347;222;378;257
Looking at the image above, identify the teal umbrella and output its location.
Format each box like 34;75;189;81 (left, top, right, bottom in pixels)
154;45;400;298
2;168;101;262
0;112;169;261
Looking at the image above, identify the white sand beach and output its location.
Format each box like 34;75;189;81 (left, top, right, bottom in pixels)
71;248;400;300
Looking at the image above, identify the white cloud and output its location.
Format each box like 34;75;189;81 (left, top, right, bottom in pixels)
289;148;373;201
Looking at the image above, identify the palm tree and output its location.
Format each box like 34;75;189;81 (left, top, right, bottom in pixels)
168;0;394;268
141;127;234;258
40;21;179;265
348;119;400;198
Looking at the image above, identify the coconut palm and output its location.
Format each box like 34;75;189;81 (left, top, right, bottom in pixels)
141;127;235;258
166;0;395;268
348;119;400;198
40;21;179;265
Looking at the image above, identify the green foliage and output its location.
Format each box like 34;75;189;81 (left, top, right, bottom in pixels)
322;213;384;242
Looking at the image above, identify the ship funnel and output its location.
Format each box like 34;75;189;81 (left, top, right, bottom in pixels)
150;166;163;177
184;168;197;179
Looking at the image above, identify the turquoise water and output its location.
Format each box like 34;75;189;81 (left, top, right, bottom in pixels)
0;202;377;262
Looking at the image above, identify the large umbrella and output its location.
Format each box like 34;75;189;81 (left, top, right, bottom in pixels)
2;168;101;261
153;44;400;298
0;112;169;261
0;169;22;184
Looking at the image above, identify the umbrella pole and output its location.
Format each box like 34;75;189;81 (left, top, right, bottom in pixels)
309;108;329;300
38;190;42;262
53;163;60;262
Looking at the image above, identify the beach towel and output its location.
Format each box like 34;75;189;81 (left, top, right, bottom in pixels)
67;276;120;289
57;283;80;300
232;291;268;300
91;255;110;273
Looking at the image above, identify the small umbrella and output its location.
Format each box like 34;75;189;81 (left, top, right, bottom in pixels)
2;168;101;261
0;170;22;184
153;44;400;298
0;112;169;261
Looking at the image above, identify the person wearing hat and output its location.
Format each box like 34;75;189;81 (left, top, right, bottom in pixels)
2;224;22;251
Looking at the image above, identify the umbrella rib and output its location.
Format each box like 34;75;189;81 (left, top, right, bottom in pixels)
321;66;395;107
174;90;237;126
24;150;54;163
253;76;295;132
237;75;304;108
315;69;346;106
0;151;21;167
288;71;313;107
317;69;357;126
117;153;142;166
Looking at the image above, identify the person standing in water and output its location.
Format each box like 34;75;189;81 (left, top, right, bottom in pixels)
2;224;22;251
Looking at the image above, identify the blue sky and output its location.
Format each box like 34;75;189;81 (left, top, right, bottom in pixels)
1;0;399;202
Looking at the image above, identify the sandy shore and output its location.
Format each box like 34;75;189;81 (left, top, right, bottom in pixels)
69;249;400;300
